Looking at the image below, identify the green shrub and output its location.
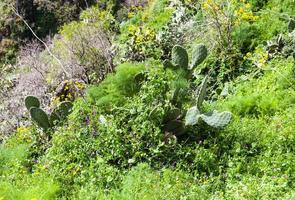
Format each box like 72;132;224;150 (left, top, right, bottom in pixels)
117;0;173;61
0;128;59;200
87;62;146;109
220;58;295;116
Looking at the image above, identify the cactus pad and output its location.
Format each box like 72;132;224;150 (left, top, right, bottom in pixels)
25;96;40;110
288;19;295;33
196;75;208;110
191;44;208;69
200;110;232;128
49;112;60;126
30;107;51;130
51;101;73;122
163;59;175;69
172;45;189;69
52;101;73;121
185;106;201;126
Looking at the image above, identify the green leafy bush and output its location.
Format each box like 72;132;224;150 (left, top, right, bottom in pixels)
220;58;295;116
87;62;146;109
0;127;59;200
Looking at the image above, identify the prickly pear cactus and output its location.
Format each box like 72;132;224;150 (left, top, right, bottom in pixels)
25;96;40;110
49;112;60;126
163;59;175;69
51;101;73;122
200;110;232;128
185;106;201;126
190;44;208;70
288;19;295;33
30;107;51;130
172;45;189;69
196;75;208;110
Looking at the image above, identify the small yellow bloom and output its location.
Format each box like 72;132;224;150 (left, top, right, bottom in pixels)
245;3;251;9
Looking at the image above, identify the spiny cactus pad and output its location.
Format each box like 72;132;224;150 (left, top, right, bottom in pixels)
191;44;208;70
201;110;232;128
52;101;73;122
49;112;60;126
172;45;189;69
185;106;201;126
25;96;40;110
30;107;51;130
196;75;208;110
185;107;232;128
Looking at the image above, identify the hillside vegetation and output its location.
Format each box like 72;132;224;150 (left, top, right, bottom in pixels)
0;0;294;199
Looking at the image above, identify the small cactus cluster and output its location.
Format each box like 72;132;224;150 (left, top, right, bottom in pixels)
184;75;232;128
162;45;231;136
163;44;208;72
25;96;73;131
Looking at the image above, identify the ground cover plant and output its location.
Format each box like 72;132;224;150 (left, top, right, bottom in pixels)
0;0;295;199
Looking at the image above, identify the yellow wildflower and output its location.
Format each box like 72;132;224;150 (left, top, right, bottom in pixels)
245;3;251;9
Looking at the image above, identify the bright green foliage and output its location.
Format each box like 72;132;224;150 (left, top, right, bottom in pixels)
75;164;203;200
172;45;189;69
24;96;40;110
0;127;59;200
30;107;51;130
191;44;208;70
118;0;173;61
1;0;295;199
221;58;295;116
87;62;145;109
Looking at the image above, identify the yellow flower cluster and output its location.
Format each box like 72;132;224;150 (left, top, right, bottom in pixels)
15;126;33;143
235;2;258;23
128;5;144;19
244;48;268;69
128;25;155;45
51;80;85;107
202;0;258;25
202;0;220;12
